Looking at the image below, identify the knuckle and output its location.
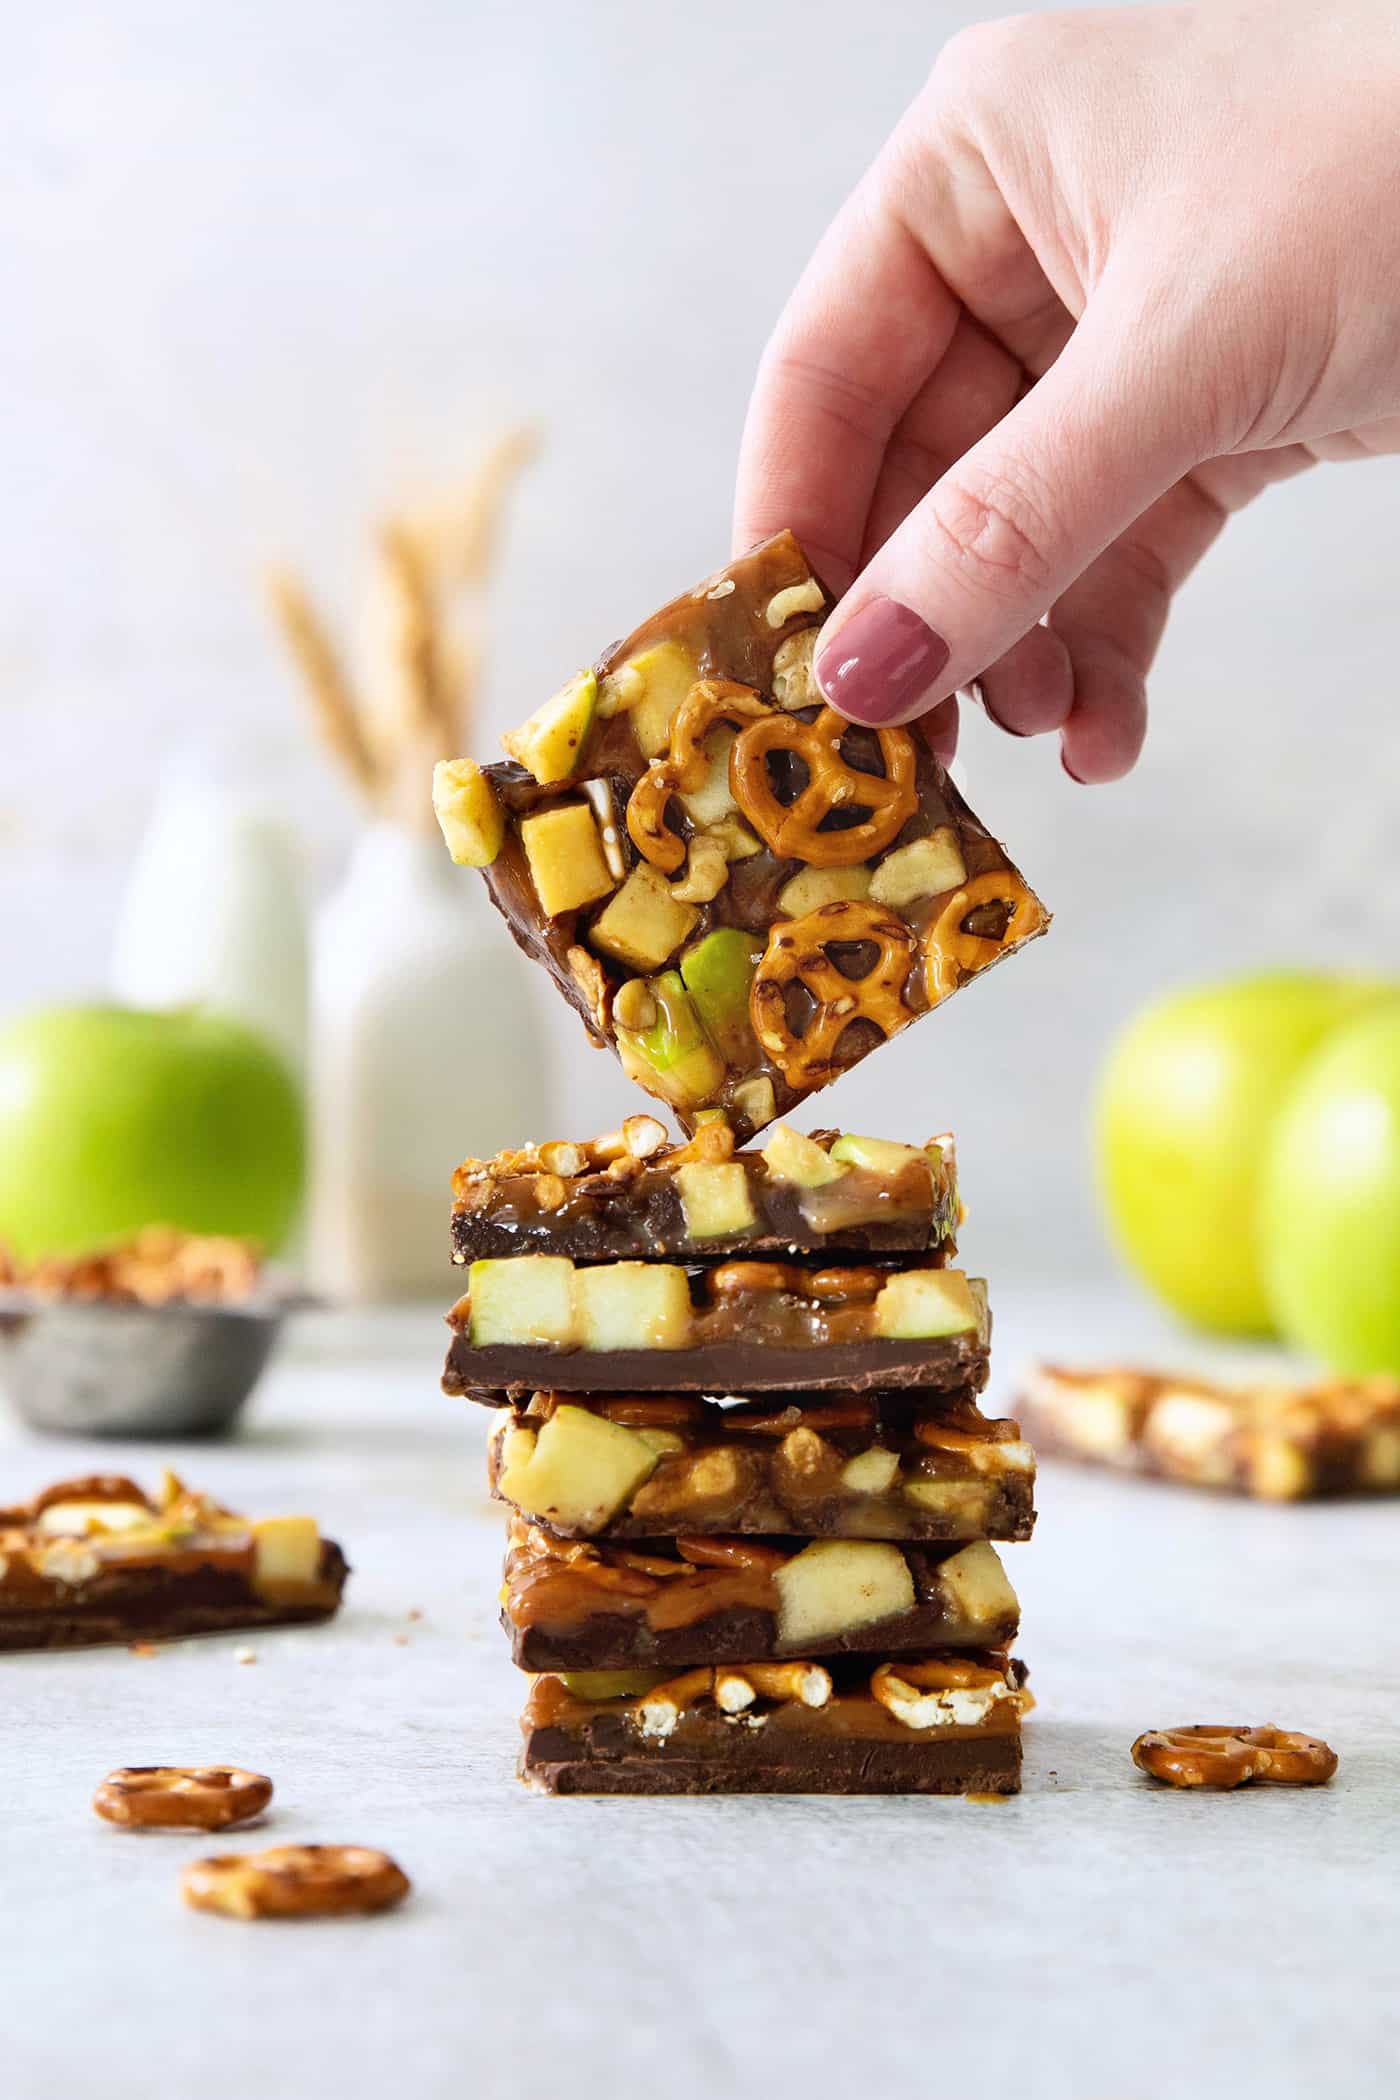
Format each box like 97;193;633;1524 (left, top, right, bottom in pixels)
929;463;1058;602
931;15;1033;97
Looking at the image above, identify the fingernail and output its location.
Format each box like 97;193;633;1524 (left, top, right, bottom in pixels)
1061;751;1086;784
815;596;951;725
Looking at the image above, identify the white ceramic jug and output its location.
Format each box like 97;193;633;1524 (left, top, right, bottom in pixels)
308;821;554;1301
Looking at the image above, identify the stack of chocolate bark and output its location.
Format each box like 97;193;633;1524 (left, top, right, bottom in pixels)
433;531;1048;1794
447;1123;1035;1794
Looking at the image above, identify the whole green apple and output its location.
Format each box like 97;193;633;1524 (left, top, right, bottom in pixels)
1096;973;1395;1333
0;1005;304;1261
1261;1007;1400;1374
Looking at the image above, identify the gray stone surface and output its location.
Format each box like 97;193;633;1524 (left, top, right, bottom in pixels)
3;1294;1396;2099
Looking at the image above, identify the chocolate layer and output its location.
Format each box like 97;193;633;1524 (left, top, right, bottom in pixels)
503;1522;1019;1671
438;532;1048;1140
0;1543;348;1652
1019;1360;1400;1501
444;1265;990;1401
523;1738;1022;1797
488;1390;1036;1542
452;1125;960;1264
520;1654;1027;1796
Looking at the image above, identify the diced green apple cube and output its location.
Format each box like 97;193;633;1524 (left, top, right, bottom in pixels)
574;1262;691;1349
469;1256;576;1346
676;1160;757;1240
873;1269;979;1339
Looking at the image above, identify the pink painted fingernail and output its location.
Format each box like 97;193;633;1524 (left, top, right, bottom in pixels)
815;597;951;725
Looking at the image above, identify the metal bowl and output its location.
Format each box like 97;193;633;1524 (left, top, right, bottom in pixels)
0;1282;311;1439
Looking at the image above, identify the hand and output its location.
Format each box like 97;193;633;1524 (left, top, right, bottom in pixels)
734;2;1400;779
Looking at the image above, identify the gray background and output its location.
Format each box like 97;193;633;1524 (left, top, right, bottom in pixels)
5;0;1399;1282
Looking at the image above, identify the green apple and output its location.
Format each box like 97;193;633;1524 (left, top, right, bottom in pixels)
680;928;763;1065
0;1005;304;1261
1096;973;1395;1333
1261;1007;1400;1374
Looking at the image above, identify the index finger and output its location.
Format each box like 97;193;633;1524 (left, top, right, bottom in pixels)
732;172;960;591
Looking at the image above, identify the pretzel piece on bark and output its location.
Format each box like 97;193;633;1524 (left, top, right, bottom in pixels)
626;679;775;874
181;1843;411;1919
751;900;917;1088
94;1765;273;1832
731;706;918;867
1131;1725;1338;1790
925;870;1043;1002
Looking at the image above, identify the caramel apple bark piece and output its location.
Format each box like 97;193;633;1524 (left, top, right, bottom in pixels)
1017;1361;1400;1500
450;1121;962;1264
433;530;1049;1139
486;1391;1035;1543
519;1652;1029;1796
502;1519;1020;1671
442;1257;990;1398
0;1473;347;1651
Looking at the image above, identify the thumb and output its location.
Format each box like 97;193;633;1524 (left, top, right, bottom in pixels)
815;294;1210;727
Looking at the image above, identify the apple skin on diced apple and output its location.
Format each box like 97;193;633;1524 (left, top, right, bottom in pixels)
433;758;506;867
873;1269;978;1339
0;1005;305;1262
761;1123;843;1190
574;1262;691;1349
557;1670;671;1701
495;1404;662;1532
774;1540;916;1647
676;1161;758;1240
615;973;725;1111
680;928;764;1066
828;1133;928;1177
501;669;598;786
468;1255;576;1346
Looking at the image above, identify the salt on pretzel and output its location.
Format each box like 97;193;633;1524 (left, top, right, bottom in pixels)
750;900;916;1088
1131;1724;1338;1790
94;1765;273;1832
730;706;918;867
181;1843;411;1919
625;679;774;874
925;871;1042;1002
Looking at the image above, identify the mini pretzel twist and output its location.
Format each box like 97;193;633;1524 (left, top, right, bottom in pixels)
626;679;774;874
925;870;1040;1002
750;900;917;1088
730;706;918;866
1131;1725;1339;1790
94;1765;273;1832
703;1260;888;1303
181;1843;411;1919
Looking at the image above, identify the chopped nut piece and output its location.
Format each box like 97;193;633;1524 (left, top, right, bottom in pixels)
610;980;656;1031
670;834;730;905
772;626;819;708
765;578;826;628
566;945;611;1033
705;814;763;861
